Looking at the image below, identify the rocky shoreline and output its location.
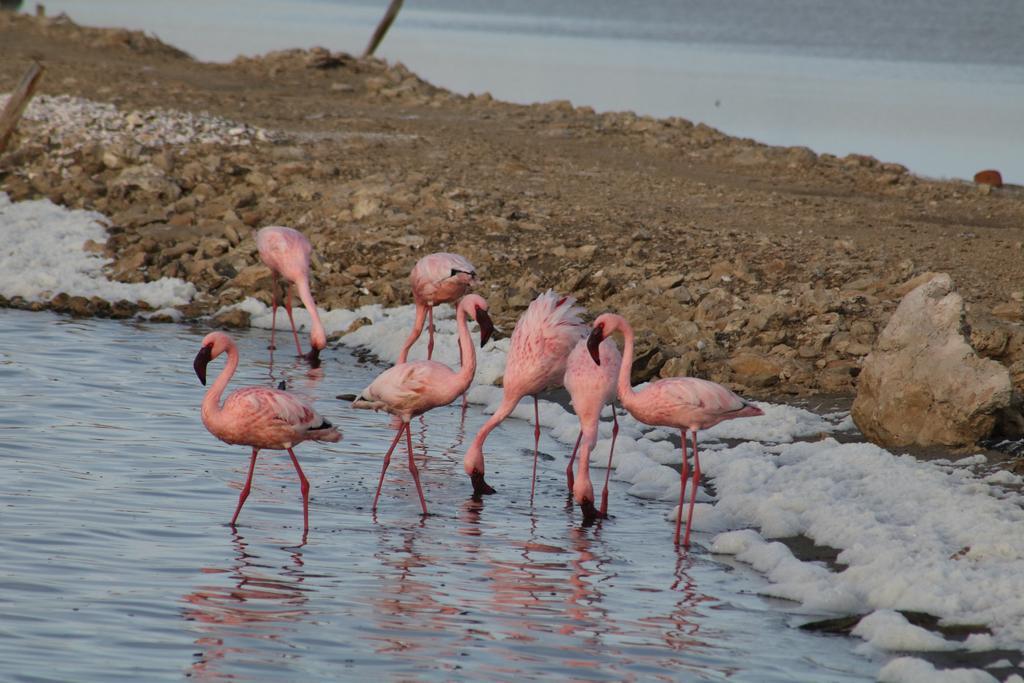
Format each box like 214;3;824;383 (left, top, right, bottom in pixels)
2;11;1024;406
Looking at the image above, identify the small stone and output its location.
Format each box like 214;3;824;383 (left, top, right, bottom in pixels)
973;169;1003;188
212;308;251;329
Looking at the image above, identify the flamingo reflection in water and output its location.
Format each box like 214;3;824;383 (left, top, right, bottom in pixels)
367;528;464;659
181;532;312;681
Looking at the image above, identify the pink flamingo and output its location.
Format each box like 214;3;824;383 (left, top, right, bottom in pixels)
353;294;494;515
397;252;478;363
463;290;586;498
193;331;341;533
586;314;764;547
256;226;327;366
563;336;622;522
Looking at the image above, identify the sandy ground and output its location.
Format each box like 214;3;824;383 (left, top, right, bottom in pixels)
2;11;1024;401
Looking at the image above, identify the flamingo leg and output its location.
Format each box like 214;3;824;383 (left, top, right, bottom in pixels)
566;431;582;492
284;284;303;356
231;448;260;526
683;431;701;548
426;306;435;360
674;430;690;546
530;395;540;504
269;274;279;350
373;424;406;511
405;422;429;515
599;409;620;517
286;447;311;532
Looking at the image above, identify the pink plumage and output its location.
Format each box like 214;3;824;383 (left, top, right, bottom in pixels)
354;294;494;515
586;313;763;547
193;331;340;535
463;290;586;498
563;336;622;521
256;226;327;365
398;252;478;363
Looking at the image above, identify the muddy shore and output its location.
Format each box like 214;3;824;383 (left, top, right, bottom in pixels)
2;11;1024;401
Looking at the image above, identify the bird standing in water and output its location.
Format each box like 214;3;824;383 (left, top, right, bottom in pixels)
586;313;763;546
397;252;478;363
354;294;494;515
463;290;586;499
193;331;341;534
563;335;622;522
256;226;327;366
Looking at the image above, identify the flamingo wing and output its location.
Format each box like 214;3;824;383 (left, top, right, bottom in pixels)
657;377;748;413
355;361;451;414
226;386;319;430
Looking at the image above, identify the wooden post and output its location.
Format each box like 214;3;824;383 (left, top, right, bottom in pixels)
0;61;44;155
362;0;403;58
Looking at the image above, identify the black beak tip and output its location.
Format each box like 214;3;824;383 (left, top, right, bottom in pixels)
587;328;603;365
306;348;322;368
193;344;212;385
477;309;494;347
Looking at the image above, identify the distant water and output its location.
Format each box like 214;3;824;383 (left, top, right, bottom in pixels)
26;1;1024;182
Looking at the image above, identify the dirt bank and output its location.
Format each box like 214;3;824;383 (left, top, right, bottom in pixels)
2;11;1024;400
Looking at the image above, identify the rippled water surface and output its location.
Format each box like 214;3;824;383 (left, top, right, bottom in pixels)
0;309;880;681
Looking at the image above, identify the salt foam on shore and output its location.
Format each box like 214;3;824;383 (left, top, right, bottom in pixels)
0;193;194;307
220;297;1024;678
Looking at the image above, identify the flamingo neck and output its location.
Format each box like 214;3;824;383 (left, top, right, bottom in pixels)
201;343;238;427
615;319;639;411
398;302;428;364
452;304;477;394
294;278;325;349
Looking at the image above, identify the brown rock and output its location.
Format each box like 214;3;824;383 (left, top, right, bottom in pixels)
852;274;1012;448
728;352;784;387
212;308;251;329
973;169;1003;188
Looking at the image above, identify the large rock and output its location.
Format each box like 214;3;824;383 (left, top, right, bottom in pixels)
852;274;1012;448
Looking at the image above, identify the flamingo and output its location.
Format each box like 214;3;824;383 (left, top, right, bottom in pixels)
353;294;494;515
463;290;586;498
397;252;478;364
586;313;764;547
193;331;341;534
255;226;327;366
563;336;622;522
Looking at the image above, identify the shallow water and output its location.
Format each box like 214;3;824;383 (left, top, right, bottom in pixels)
0;309;883;681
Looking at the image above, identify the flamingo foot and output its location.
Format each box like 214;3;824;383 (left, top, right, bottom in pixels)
579;499;606;523
470;471;496;497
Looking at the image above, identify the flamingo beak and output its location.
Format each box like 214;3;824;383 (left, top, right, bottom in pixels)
306;347;322;368
587;326;603;365
476;308;494;347
193;344;213;385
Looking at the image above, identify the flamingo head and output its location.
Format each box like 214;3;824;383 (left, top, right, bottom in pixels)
449;265;479;289
194;331;233;385
587;313;626;365
462;293;494;347
306;325;327;368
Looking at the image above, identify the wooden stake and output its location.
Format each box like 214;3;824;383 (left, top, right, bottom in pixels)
362;0;403;58
0;61;44;155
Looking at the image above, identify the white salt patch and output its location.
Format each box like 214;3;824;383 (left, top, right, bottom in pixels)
704;401;836;443
878;657;999;683
1;93;279;155
984;470;1023;486
706;438;1024;646
0;193;194;307
852;610;957;651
